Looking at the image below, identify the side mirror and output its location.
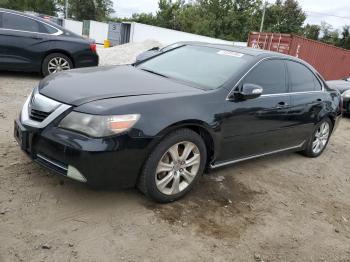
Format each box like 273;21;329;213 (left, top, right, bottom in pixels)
236;83;263;100
149;46;160;51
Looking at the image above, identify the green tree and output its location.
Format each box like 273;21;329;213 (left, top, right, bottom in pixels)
264;0;306;34
320;21;340;46
303;24;321;40
156;0;184;30
130;13;159;26
57;0;114;21
339;26;350;49
0;0;58;16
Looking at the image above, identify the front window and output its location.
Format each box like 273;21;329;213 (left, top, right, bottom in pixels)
242;60;287;94
137;45;253;90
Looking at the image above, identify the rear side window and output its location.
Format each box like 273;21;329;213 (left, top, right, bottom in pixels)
243;59;287;94
2;12;40;32
286;61;321;92
39;22;59;34
313;74;322;91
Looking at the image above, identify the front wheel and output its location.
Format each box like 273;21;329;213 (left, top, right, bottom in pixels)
302;118;333;157
42;53;73;76
138;129;207;203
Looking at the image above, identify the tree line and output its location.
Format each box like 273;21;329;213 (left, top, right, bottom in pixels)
125;0;350;49
0;0;114;21
1;0;349;50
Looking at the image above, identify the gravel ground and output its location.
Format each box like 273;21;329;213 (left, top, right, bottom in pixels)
98;40;163;66
1;43;350;261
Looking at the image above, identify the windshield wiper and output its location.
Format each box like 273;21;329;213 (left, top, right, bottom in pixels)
140;68;169;78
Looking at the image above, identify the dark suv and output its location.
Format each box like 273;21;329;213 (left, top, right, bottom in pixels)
0;8;98;76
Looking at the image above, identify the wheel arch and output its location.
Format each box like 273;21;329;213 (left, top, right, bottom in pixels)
42;50;75;68
154;120;219;166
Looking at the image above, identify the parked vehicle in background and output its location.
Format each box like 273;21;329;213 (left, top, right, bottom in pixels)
248;32;350;81
327;77;350;113
14;43;341;203
0;8;98;76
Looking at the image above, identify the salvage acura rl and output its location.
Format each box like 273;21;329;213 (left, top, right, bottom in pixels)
14;43;342;202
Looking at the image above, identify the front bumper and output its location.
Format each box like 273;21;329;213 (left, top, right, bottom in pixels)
14;119;152;187
14;89;152;188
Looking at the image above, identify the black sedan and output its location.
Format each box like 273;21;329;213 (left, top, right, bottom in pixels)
14;43;342;202
327;77;350;113
0;8;98;76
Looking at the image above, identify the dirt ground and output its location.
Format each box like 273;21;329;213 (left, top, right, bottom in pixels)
1;72;350;262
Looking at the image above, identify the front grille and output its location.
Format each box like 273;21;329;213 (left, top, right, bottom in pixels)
29;109;51;122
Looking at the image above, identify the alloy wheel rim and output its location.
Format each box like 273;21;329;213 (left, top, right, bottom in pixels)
312;122;330;154
48;57;70;74
155;141;201;195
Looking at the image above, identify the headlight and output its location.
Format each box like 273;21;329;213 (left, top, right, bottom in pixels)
342;89;350;98
59;112;140;137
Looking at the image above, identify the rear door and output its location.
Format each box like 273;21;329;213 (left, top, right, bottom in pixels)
286;60;326;144
0;11;55;71
219;59;295;162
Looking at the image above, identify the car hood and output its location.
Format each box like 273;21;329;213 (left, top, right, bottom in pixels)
39;65;200;106
327;80;350;93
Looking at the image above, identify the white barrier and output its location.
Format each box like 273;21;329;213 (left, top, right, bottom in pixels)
73;19;247;47
129;22;246;46
63;19;83;35
88;21;109;44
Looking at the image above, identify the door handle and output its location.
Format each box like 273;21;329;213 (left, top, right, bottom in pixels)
315;98;322;102
275;101;289;109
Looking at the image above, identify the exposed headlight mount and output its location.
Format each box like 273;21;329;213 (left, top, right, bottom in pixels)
59;112;140;137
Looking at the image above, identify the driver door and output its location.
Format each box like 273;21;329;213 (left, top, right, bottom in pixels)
218;59;295;162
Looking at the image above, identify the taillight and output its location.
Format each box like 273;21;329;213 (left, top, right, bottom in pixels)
89;43;97;53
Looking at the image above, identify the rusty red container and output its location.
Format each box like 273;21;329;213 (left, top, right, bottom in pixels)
248;32;350;80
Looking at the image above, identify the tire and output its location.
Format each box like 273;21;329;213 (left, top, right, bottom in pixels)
138;128;207;203
301;118;333;158
42;53;73;77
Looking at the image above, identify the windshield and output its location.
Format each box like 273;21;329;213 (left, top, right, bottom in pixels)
161;43;183;52
137;45;253;90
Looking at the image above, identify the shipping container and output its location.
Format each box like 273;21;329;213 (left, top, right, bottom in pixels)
248;32;350;80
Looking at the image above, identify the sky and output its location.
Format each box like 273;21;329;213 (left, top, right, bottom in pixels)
112;0;350;30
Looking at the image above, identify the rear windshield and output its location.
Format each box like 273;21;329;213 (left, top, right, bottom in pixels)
137;45;253;90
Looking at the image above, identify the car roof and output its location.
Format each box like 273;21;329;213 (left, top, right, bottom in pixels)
181;41;318;71
183;41;299;59
0;8;67;32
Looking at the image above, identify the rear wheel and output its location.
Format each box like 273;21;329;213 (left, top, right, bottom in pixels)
42;53;73;76
138;129;207;203
302;118;332;157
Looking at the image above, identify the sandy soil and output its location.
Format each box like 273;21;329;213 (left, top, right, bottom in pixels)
1;55;350;261
97;40;163;66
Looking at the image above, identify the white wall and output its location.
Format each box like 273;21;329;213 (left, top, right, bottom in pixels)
129;22;246;46
89;21;109;44
63;19;83;35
